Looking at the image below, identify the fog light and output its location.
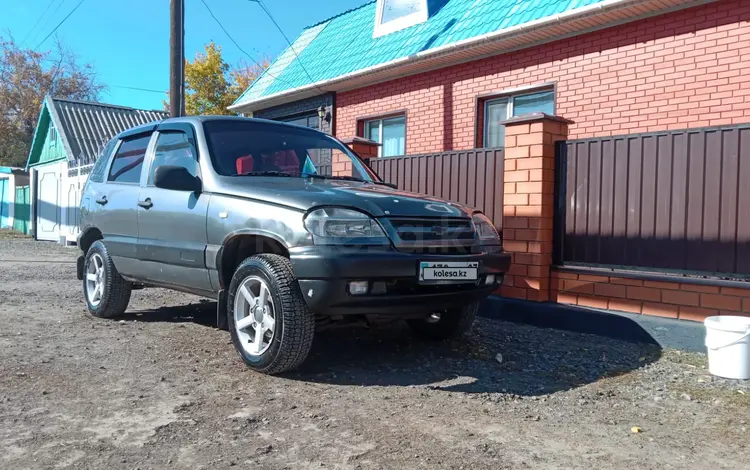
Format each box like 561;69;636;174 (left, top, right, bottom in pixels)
348;281;369;295
485;274;496;285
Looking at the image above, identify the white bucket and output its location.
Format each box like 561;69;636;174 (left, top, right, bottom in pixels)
704;316;750;380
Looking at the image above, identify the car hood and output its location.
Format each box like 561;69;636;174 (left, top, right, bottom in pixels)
212;177;476;218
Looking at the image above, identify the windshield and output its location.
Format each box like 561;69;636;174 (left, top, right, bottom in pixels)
203;120;378;182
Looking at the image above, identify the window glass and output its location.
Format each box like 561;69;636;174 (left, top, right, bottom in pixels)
363;116;405;157
381;0;423;24
148;132;197;185
284;114;319;130
482;89;555;148
107;134;150;184
382;116;406;157
203;120;375;181
513;90;555;116
89;138;118;183
485;99;508;148
365;120;380;143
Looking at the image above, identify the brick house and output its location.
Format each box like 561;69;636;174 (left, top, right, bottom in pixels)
231;0;750;321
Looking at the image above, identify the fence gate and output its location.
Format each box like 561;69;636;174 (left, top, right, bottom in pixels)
555;124;750;279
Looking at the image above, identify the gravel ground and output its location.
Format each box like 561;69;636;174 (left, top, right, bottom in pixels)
1;236;749;470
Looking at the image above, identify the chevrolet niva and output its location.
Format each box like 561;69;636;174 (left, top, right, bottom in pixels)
76;116;510;374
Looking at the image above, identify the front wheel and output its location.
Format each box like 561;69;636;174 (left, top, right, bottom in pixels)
407;302;479;340
227;254;315;374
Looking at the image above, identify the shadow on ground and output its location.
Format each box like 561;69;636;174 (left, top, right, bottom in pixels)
122;300;218;328
290;317;661;396
122;300;662;397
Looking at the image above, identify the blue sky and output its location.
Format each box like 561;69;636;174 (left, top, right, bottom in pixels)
1;0;366;110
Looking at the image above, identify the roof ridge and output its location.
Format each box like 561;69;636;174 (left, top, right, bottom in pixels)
49;96;168;114
304;0;376;30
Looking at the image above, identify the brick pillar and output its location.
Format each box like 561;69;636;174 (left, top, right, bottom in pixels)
500;113;570;302
338;137;380;176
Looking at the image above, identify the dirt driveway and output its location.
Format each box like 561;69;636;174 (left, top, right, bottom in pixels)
1;236;748;469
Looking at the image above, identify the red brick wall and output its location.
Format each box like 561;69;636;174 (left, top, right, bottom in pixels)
336;0;750;152
552;270;750;321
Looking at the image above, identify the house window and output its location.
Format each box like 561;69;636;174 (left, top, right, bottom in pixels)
363;115;406;157
282;113;320;130
483;89;555;148
49;125;57;147
373;0;428;38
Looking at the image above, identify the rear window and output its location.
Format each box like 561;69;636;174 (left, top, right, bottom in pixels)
89;138;117;183
107;134;151;184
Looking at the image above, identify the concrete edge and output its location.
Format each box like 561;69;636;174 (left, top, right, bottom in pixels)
480;296;706;353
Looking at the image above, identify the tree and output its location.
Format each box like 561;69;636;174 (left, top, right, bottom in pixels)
0;37;105;167
176;42;270;116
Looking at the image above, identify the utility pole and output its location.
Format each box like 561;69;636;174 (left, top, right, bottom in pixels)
169;0;185;117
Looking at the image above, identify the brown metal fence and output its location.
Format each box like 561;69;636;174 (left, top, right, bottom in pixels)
555;124;750;279
366;148;505;229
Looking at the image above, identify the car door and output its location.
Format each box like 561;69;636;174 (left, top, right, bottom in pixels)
136;124;212;294
96;132;152;277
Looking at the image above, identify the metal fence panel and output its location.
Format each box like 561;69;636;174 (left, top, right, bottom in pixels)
367;148;505;229
556;124;750;279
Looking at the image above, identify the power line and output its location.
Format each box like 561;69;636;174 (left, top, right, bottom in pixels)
198;0;295;90
112;85;167;94
248;0;324;94
29;0;67;46
34;0;86;50
20;0;58;46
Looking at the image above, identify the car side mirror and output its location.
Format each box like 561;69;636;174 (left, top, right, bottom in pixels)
154;165;201;193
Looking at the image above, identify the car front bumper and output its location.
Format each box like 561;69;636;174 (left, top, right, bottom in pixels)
289;246;511;316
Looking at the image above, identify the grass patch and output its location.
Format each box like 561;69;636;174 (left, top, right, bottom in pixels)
671;383;750;406
662;349;707;368
0;229;31;239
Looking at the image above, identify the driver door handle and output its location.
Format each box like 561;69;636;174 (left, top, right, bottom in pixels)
95;196;108;205
137;198;153;209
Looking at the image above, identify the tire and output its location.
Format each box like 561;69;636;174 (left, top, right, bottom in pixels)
407;302;479;340
83;240;132;318
227;254;315;374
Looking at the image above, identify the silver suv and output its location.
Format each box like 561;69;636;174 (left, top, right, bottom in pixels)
76;116;511;374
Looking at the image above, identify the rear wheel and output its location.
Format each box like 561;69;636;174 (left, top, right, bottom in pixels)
227;254;315;374
83;240;132;318
407;302;479;340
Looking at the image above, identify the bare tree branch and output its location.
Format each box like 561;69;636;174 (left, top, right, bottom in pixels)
0;35;104;167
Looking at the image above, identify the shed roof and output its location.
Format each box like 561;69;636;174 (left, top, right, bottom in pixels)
47;97;168;165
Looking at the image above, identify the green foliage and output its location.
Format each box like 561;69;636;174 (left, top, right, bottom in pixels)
166;42;270;116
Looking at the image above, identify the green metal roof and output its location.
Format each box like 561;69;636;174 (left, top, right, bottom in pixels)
234;0;611;107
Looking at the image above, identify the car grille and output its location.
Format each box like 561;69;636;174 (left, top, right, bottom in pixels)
388;218;476;242
387;218;477;255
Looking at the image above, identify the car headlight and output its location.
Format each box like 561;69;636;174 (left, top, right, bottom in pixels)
304;207;389;245
472;213;501;244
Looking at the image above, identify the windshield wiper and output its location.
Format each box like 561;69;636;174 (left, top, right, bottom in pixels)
235;171;295;177
304;173;395;188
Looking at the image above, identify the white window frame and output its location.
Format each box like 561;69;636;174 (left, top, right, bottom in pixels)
49;125;57;147
373;0;429;38
363;115;406;158
482;86;555;148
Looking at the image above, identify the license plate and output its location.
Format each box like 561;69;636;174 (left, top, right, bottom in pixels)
419;261;479;283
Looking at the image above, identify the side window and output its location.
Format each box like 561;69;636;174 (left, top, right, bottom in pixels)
107;134;151;184
148;132;197;185
89;138;118;183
